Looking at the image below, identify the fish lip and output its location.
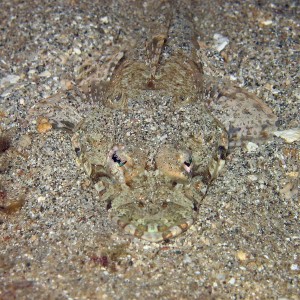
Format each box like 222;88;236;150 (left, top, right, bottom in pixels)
114;217;194;242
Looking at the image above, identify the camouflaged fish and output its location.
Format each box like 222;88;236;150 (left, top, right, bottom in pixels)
73;0;277;242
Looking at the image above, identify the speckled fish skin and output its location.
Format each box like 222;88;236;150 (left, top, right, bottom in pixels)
73;0;277;242
205;79;278;148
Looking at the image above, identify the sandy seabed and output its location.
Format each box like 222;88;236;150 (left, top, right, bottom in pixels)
0;0;299;299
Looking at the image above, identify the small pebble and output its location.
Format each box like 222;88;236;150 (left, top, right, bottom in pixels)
30;235;38;242
28;69;37;75
61;79;73;90
286;172;298;178
274;128;300;143
18;134;32;148
100;16;109;24
213;33;229;52
39;70;51;77
260;20;273;26
228;277;236;285
245;141;258;153
290;264;299;271
248;174;258;181
74;48;81;55
37;117;52;133
37;196;46;203
183;254;192;264
0;74;20;88
236;250;248;261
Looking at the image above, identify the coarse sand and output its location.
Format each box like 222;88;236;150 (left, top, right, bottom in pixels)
0;0;299;299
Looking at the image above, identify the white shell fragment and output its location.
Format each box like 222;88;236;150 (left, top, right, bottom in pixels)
73;47;82;55
0;74;20;88
100;16;109;24
213;33;229;52
273;128;300;143
245;141;259;153
260;20;273;26
39;70;52;77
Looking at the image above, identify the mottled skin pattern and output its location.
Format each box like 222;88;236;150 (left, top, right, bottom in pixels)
73;0;277;242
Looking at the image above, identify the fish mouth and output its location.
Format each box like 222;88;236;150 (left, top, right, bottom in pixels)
109;183;198;242
115;215;194;242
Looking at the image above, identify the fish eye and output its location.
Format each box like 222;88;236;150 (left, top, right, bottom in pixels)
183;157;192;173
112;93;122;103
184;157;192;167
218;145;227;160
111;151;127;167
74;147;81;157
